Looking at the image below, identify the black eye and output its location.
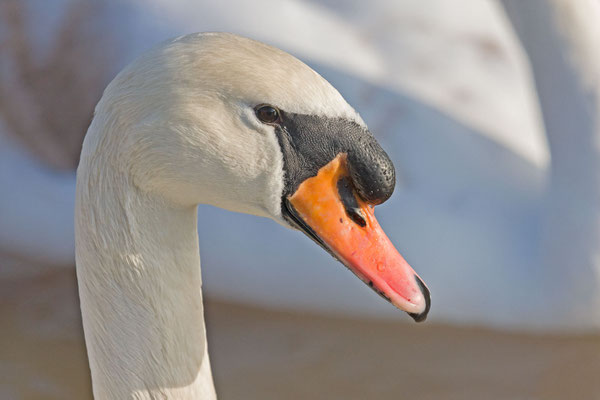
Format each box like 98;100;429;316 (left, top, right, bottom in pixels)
255;105;280;124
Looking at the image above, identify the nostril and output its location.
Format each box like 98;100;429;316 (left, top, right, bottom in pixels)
347;207;366;227
337;176;367;227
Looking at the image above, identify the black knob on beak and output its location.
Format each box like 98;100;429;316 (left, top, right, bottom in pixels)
347;134;396;205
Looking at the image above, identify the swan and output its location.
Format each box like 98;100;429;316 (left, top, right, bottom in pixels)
75;32;431;399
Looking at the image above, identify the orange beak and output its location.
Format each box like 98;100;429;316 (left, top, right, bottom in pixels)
286;154;430;321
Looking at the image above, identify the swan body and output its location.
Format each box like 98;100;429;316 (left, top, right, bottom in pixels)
75;32;429;398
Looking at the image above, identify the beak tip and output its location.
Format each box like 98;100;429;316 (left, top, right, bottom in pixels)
408;275;431;323
408;311;428;323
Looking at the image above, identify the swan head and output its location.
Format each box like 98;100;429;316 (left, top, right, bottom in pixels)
86;32;430;321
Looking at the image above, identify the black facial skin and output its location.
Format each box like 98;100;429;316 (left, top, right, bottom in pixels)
270;109;396;204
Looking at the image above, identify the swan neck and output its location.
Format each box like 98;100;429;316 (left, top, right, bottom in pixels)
75;177;216;399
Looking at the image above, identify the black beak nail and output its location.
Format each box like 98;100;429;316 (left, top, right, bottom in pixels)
407;275;431;323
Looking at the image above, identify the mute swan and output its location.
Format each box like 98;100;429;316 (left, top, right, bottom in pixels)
75;32;430;399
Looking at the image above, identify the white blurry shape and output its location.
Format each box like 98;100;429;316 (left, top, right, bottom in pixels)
307;0;548;167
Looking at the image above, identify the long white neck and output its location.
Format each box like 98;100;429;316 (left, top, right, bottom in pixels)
75;166;216;399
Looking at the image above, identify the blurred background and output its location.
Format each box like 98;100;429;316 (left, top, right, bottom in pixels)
2;0;600;399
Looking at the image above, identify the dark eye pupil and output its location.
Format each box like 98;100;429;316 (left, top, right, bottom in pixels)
256;105;279;123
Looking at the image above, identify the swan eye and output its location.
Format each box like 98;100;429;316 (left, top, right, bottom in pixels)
255;105;280;124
